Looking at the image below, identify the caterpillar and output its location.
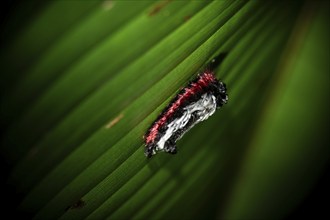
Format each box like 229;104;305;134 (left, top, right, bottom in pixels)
144;54;228;158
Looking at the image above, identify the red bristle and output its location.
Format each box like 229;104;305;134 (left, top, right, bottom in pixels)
145;72;217;145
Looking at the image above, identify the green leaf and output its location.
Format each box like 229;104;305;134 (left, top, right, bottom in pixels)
1;0;328;219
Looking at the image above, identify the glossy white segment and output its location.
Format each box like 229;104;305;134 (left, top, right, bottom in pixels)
154;93;217;153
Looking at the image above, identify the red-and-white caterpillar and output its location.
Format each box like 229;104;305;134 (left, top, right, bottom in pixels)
144;54;228;158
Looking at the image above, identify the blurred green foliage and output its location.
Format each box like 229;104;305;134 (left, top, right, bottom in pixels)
0;0;329;219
